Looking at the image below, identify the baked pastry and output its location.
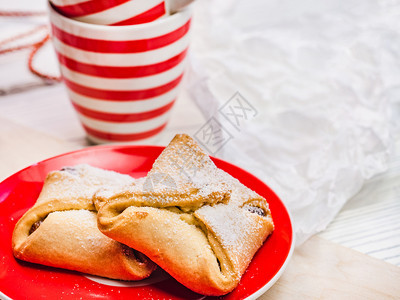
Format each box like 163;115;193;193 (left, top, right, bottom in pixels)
12;164;156;280
96;134;274;295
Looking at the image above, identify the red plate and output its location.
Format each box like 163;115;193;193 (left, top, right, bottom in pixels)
0;145;294;300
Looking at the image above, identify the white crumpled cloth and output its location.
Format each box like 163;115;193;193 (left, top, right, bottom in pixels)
185;0;400;244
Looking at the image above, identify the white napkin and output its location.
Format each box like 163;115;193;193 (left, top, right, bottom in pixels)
186;0;400;244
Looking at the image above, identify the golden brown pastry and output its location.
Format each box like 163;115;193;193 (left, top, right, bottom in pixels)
96;134;274;295
12;164;156;280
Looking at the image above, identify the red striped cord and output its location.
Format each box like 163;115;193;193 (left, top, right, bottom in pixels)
0;25;47;54
28;34;61;82
0;10;61;82
0;10;47;17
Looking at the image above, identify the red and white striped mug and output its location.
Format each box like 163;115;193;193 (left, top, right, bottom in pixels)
49;3;191;144
50;0;168;26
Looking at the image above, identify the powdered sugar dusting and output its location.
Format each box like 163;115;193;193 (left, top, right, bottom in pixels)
96;135;231;207
216;169;264;206
39;164;135;204
194;168;272;270
94;135;267;212
96;177;144;200
195;168;269;246
144;134;230;205
196;204;263;248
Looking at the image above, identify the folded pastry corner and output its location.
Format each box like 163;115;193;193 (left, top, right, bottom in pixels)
96;134;274;295
12;164;156;280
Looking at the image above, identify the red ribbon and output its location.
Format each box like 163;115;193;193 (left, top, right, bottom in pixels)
0;10;61;82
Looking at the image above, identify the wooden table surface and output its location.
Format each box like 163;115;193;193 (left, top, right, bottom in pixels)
1;115;399;299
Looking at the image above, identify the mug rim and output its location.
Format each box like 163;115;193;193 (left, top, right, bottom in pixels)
48;1;192;32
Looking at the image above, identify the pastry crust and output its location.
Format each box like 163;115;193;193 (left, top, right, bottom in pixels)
12;165;156;280
96;134;274;295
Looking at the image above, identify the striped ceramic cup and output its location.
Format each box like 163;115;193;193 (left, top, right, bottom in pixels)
49;0;168;25
49;3;191;144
